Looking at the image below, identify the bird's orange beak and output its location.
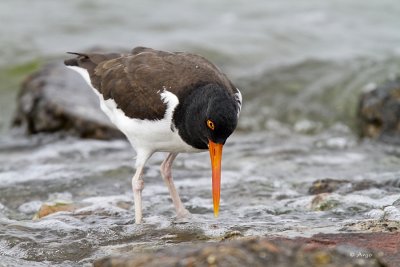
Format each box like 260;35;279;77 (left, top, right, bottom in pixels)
209;140;223;217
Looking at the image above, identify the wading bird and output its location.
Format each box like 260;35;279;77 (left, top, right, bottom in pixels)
65;47;242;223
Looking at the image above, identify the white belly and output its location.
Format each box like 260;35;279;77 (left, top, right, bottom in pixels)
100;94;199;153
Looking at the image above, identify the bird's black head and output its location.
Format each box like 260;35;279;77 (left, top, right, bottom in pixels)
204;97;238;145
173;82;240;217
173;83;239;149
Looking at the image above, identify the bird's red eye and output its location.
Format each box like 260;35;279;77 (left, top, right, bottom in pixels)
207;120;215;130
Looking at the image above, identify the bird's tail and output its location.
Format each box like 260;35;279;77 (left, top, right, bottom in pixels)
64;51;121;88
64;51;121;71
64;52;89;67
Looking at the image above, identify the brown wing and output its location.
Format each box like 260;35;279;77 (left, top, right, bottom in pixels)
74;47;237;120
126;47;237;97
90;56;164;120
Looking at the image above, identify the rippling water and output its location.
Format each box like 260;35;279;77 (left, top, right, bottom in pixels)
1;128;400;266
1;0;400;266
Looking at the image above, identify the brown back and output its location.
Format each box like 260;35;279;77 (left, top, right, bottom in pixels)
69;47;237;120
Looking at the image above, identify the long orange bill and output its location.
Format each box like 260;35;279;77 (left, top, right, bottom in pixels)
209;140;223;217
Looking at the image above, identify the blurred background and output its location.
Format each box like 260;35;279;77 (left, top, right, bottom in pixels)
1;1;400;266
1;0;400;134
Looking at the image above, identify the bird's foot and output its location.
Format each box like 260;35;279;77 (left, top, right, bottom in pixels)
174;210;192;224
176;208;191;219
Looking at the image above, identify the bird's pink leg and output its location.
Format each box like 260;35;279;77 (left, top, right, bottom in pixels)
132;166;144;224
161;153;190;218
132;150;152;224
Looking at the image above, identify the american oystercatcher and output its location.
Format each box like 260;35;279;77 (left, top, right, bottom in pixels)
64;47;242;224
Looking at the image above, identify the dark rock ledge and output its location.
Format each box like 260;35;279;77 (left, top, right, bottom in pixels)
358;77;400;144
13;62;124;140
94;233;400;267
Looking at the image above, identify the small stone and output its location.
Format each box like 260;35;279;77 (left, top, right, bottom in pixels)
222;230;243;240
310;193;339;211
383;205;400;221
313;251;331;265
206;254;216;265
308;178;349;195
34;201;76;219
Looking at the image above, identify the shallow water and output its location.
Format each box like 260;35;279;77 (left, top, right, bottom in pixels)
1;0;400;266
1;127;400;265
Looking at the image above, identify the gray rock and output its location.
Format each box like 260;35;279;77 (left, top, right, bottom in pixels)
358;78;400;144
13;62;124;140
308;178;350;195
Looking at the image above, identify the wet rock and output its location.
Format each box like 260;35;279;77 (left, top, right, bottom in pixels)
13;62;124;139
351;179;380;191
271;232;399;267
221;230;244;240
382;178;400;189
308;178;381;195
358;77;400;144
343;220;400;233
310;193;340;211
308;178;349;194
94;237;386;267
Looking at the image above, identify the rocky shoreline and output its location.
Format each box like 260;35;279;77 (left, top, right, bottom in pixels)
94;232;399;267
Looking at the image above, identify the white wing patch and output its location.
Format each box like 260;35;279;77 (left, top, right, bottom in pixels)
235;89;242;117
